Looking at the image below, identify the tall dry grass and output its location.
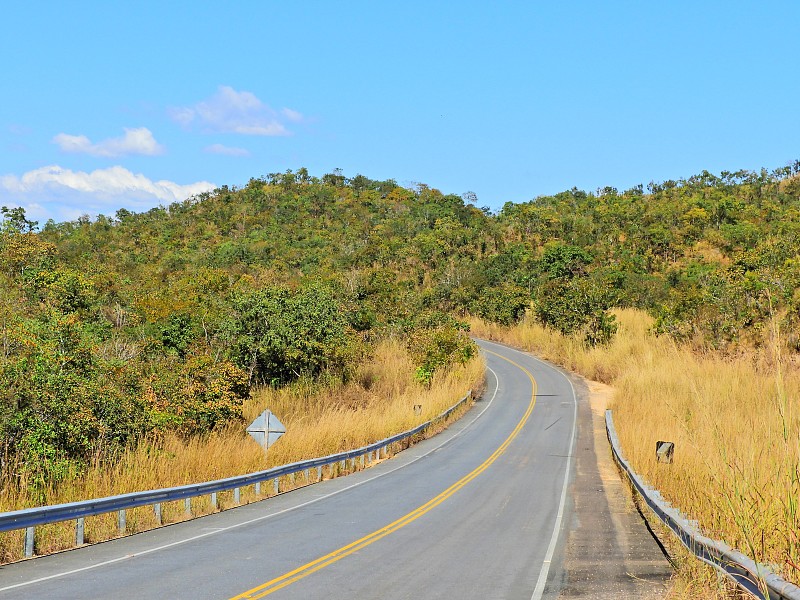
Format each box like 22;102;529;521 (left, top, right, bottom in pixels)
470;310;800;589
0;339;484;563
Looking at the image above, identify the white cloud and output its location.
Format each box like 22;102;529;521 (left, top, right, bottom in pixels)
0;165;215;222
204;143;250;157
52;127;165;157
169;86;302;136
281;108;304;123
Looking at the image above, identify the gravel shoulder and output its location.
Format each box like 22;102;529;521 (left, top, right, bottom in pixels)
556;376;673;599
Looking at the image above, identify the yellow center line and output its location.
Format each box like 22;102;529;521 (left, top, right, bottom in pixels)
230;349;536;599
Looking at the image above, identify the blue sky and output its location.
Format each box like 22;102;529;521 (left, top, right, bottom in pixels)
1;1;798;223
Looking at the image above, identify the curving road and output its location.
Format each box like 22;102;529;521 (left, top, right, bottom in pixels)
0;341;669;599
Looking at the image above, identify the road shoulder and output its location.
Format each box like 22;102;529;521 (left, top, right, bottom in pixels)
556;375;673;599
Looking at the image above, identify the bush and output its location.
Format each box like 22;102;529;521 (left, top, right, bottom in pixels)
406;313;476;385
535;278;617;346
228;283;357;385
471;283;530;326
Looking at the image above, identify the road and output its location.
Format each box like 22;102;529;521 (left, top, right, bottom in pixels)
0;341;669;599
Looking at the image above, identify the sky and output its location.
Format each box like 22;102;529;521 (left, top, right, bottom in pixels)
1;1;798;223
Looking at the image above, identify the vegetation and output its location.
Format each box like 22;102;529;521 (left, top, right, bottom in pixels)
0;340;483;562
0;176;482;495
2;161;800;590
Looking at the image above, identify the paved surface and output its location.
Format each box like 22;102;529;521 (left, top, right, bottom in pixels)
555;376;672;598
0;341;670;599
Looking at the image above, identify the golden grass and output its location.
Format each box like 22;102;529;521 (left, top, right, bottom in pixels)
0;339;484;563
469;310;800;590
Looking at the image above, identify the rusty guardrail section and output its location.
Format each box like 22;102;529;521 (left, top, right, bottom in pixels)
605;409;800;600
0;390;472;559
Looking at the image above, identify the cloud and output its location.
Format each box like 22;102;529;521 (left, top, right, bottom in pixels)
170;86;302;136
52;127;165;157
281;108;304;123
0;165;215;222
204;143;250;157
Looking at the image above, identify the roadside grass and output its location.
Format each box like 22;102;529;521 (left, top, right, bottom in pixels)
469;310;800;592
0;339;484;563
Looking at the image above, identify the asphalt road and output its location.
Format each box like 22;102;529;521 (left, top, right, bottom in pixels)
0;341;666;599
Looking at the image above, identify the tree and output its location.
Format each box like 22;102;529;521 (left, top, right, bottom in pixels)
228;283;356;385
1;206;38;233
471;284;530;325
535;278;617;346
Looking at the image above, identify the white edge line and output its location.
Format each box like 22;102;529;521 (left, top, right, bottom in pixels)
531;367;577;599
474;339;579;599
0;371;500;594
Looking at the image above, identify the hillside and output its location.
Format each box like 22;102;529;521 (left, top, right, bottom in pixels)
0;172;485;486
2;162;800;487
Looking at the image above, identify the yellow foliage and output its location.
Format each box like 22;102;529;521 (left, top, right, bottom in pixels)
0;232;56;277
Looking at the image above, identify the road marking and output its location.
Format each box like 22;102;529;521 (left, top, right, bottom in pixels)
476;339;578;600
231;351;537;599
0;373;500;595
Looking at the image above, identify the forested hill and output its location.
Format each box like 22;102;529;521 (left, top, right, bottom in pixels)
45;171;489;287
0;171;488;481
2;163;799;480
499;164;800;348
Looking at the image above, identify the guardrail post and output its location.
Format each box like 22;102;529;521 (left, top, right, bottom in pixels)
255;481;261;496
118;509;126;535
211;492;217;509
185;498;192;517
360;455;365;469
273;478;279;495
339;459;345;475
154;503;162;525
24;527;34;557
304;468;310;483
317;466;322;482
234;487;240;504
76;517;85;546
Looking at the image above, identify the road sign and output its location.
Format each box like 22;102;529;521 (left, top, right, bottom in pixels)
247;410;286;450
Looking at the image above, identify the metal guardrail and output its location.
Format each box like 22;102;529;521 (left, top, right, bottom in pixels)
0;390;473;558
605;409;800;600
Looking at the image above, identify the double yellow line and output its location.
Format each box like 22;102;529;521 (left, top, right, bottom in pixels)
231;350;536;599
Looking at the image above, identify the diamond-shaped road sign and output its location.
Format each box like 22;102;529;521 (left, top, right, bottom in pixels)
246;410;286;450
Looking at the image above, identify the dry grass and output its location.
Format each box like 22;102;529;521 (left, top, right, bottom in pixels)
470;310;800;592
250;340;484;467
0;339;484;563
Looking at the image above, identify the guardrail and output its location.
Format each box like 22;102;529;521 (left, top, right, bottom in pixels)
605;409;800;600
0;390;473;558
